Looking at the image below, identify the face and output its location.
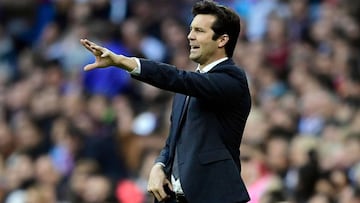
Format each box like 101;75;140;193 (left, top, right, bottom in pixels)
188;14;225;67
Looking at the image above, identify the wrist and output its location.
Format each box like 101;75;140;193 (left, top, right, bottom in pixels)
116;55;137;72
155;162;165;168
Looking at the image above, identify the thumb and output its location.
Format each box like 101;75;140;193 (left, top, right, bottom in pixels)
83;63;98;71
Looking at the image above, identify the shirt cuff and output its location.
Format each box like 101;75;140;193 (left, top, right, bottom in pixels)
155;162;165;167
129;57;141;75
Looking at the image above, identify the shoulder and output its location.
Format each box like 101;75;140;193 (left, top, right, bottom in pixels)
212;59;247;79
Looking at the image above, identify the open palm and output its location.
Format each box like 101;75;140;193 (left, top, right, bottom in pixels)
80;39;117;71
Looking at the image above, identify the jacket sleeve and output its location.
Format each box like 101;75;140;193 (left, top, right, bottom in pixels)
155;139;170;165
131;59;249;104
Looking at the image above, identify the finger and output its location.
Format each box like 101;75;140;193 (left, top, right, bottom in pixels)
89;44;103;55
148;185;168;202
165;180;173;192
81;38;97;48
84;63;98;71
80;39;104;56
92;45;111;58
152;191;162;202
80;40;103;57
157;186;169;201
80;39;94;53
84;39;99;47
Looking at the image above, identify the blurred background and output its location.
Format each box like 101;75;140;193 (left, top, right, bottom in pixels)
0;0;359;202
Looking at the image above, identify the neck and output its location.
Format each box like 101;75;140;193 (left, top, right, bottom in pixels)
199;56;228;69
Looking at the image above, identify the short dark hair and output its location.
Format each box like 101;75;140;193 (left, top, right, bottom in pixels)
192;0;241;57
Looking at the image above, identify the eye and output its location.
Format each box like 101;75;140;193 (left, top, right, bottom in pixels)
194;28;204;32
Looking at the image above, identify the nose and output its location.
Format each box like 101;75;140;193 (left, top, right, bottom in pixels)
187;30;194;40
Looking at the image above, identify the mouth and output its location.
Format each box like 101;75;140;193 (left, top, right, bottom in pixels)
190;45;200;52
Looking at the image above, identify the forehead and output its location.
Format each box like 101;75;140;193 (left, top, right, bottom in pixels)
191;14;216;29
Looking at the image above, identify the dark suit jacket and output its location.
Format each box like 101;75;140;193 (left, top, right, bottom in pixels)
132;58;251;203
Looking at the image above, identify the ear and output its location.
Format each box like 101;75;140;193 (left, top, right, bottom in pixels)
218;34;229;48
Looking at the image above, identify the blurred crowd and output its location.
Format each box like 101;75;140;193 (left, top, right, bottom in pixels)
0;0;359;203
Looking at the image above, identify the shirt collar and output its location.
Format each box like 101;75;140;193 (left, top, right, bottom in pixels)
196;57;228;73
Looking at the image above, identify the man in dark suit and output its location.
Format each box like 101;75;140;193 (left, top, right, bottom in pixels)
80;1;251;202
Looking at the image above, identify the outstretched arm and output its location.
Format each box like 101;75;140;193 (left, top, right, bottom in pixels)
80;39;138;72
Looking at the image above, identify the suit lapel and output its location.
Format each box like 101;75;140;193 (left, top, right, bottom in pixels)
173;94;188;127
168;94;188;161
